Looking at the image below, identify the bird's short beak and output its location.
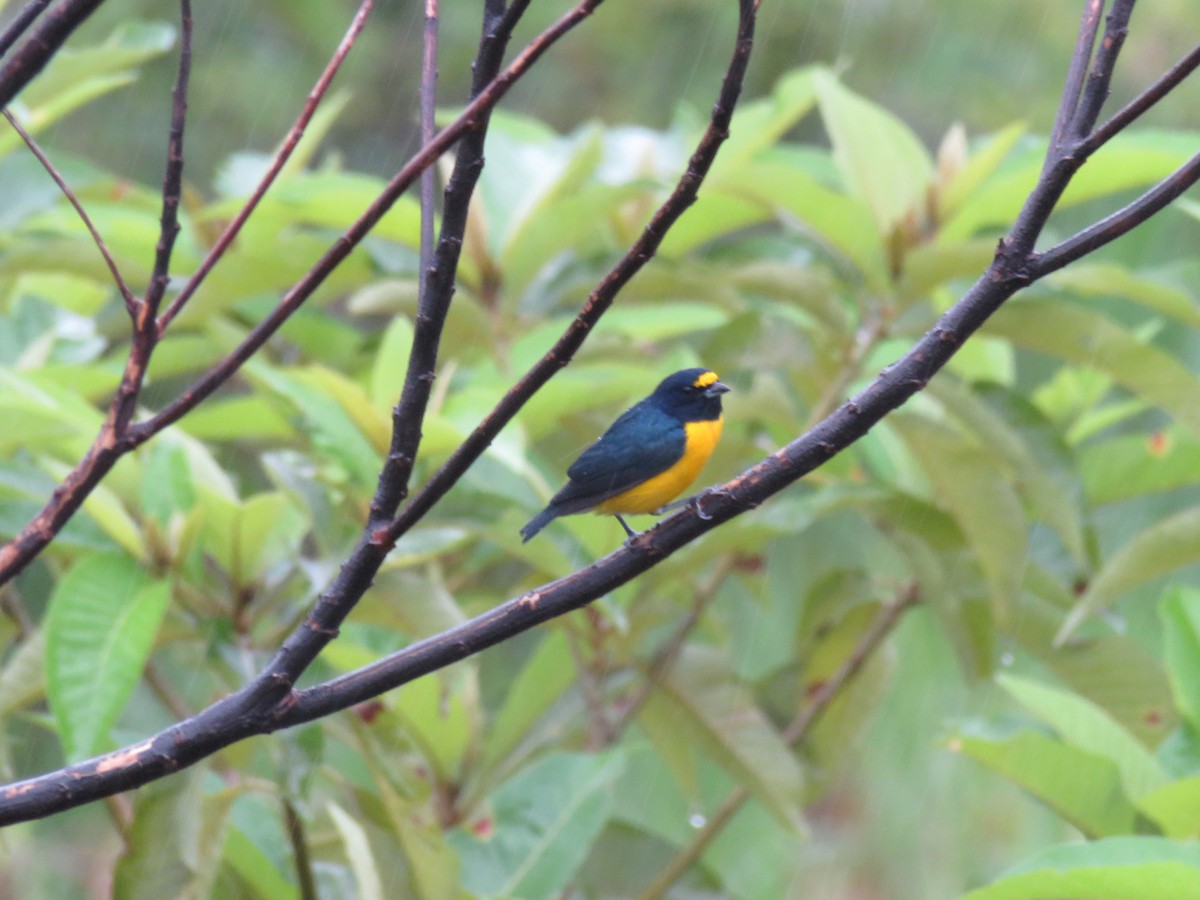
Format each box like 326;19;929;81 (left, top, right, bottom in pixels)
704;380;731;398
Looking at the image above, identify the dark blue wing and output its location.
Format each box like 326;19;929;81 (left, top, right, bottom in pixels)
547;401;685;514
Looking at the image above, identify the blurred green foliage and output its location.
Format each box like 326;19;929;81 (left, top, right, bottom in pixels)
3;3;1200;899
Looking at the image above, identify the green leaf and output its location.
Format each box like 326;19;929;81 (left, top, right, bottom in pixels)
963;837;1200;900
944;131;1196;241
114;773;237;900
951;729;1136;837
0;629;45;717
45;553;171;760
892;415;1026;622
998;673;1168;802
939;121;1026;216
1049;263;1200;331
1080;427;1200;505
1139;776;1200;838
639;645;807;831
1161;588;1200;734
393;672;477;782
369;316;415;413
813;69;933;234
716;66;819;169
1060;506;1200;643
1;23;175;154
328;802;386;900
715;157;889;290
481;631;576;776
990;297;1200;439
451;752;624;900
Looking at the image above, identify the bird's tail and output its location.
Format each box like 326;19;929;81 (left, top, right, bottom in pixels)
520;507;557;543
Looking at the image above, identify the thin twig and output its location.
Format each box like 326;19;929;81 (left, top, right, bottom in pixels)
2;109;135;307
156;0;377;336
1079;39;1200;157
1031;148;1200;275
283;797;319;900
418;0;438;297
1068;0;1135;142
1048;0;1104;161
637;584;921;900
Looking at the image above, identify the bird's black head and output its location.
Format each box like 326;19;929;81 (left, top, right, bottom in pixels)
649;367;730;421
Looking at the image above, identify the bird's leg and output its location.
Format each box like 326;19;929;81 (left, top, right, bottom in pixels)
614;514;637;538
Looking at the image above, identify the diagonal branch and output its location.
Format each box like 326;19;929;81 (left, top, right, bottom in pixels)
0;0;52;66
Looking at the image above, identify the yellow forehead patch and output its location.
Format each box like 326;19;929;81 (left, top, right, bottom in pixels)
693;370;719;389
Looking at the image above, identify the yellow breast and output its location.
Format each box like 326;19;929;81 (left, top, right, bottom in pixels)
595;416;724;515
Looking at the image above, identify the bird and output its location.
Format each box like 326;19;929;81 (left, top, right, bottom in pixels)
520;367;730;542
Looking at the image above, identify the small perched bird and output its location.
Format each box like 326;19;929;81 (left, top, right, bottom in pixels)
521;367;730;542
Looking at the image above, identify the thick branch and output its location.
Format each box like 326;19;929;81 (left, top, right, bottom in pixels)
0;0;108;108
370;0;530;524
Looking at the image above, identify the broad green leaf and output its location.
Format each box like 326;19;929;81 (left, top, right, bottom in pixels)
1161;588;1200;733
715;157;888;290
141;441;197;526
1050;263;1200;331
451;752;623;900
482;631;577;775
112;771;231;900
998;674;1168;801
1139;776;1200;838
1060;506;1200;643
1080;427;1200;505
814;69;933;234
963;837;1200;900
328;802;385;900
892;415;1025;622
0;629;45;717
596;302;729;341
222;826;300;900
45;553;171;760
989;297;1200;438
658;190;770;259
716;66;819;169
393;672;477;782
639;644;807;831
951;729;1136;837
179;395;295;442
356;737;462;900
369;316;415;413
251;363;384;488
929;379;1085;564
943;131;1196;241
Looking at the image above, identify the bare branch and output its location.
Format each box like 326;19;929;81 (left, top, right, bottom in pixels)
0;0;109;108
1080;39;1200;157
1048;0;1104;162
0;0;53;66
